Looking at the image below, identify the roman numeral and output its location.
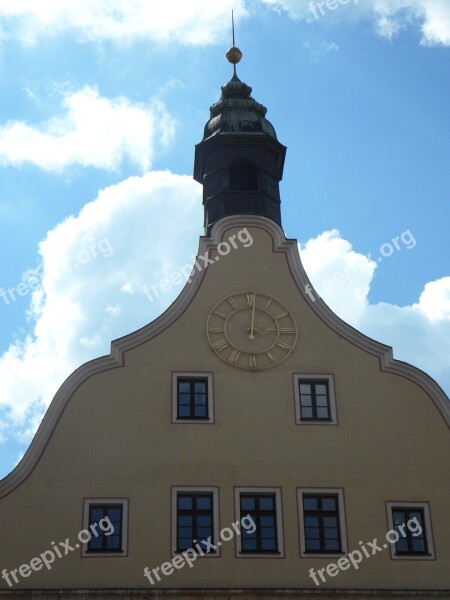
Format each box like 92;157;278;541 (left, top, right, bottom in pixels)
264;298;272;309
275;311;288;320
249;354;256;368
246;293;255;307
277;340;292;350
208;327;224;333
213;339;229;351
228;350;240;364
267;352;276;363
280;328;295;334
228;297;239;309
213;311;227;319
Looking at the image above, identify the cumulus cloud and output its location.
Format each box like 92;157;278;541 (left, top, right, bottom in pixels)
0;170;202;435
0;86;175;172
0;0;247;45
301;230;450;395
262;0;450;46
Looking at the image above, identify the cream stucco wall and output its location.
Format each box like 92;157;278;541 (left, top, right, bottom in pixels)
0;217;448;593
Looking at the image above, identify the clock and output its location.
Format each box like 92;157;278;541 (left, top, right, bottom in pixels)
206;291;297;370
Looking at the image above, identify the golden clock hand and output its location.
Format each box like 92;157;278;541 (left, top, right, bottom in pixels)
249;292;256;339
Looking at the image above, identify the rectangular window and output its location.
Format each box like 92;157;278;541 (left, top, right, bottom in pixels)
176;493;215;552
172;372;214;423
171;487;219;557
302;494;342;553
235;487;284;557
386;502;435;560
177;378;208;419
82;498;128;557
294;374;337;424
299;380;330;420
297;488;347;557
87;504;123;553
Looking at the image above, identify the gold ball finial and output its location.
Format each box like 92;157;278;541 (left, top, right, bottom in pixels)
226;46;242;65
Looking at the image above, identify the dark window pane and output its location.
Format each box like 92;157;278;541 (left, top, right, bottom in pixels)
322;498;336;511
395;538;408;552
259;497;274;510
411;539;426;552
178;497;192;509
241;497;255;511
317;407;329;418
196;496;211;509
303;497;317;511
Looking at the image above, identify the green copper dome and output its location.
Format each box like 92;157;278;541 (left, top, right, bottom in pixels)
202;74;278;141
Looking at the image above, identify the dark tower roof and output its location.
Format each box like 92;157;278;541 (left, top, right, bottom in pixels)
193;46;286;235
201;74;278;142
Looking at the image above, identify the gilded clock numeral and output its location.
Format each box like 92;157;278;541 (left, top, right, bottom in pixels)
213;311;227;319
208;327;224;333
277;340;292;350
249;354;257;368
228;350;240;364
275;311;288;320
228;297;239;309
267;352;276;363
280;328;296;334
264;298;272;310
213;339;229;351
246;293;255;307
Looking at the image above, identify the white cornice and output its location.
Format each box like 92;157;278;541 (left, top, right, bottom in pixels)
0;215;448;499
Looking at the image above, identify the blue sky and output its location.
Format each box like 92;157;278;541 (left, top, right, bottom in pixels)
0;0;449;478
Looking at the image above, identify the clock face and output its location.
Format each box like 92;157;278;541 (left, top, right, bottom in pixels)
206;291;297;370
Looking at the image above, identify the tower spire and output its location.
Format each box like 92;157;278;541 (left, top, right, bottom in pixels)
226;10;242;78
194;21;286;235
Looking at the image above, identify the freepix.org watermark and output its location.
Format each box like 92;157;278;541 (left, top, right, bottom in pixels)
0;237;113;307
309;0;359;21
1;517;114;587
142;227;253;303
143;514;256;586
304;229;416;303
308;516;423;586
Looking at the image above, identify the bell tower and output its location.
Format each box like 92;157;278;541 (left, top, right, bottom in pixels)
193;34;286;235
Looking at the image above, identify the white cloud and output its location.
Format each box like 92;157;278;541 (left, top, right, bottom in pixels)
0;0;248;45
0;170;202;435
300;229;376;324
262;0;450;46
0;86;175;172
301;230;450;396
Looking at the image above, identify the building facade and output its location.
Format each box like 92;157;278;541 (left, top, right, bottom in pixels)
0;52;449;599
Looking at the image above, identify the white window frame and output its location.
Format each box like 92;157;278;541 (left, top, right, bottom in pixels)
234;487;284;558
293;374;337;425
171;486;220;557
297;487;348;558
81;497;129;557
172;372;214;423
386;501;435;560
